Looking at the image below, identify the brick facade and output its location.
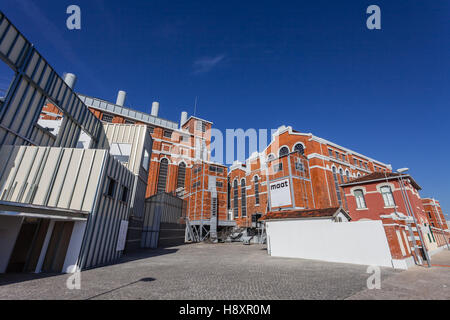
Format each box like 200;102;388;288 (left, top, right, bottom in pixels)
228;125;392;227
41;101;228;225
341;172;450;264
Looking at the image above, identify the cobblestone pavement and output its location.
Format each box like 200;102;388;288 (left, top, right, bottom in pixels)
0;242;414;300
347;249;450;300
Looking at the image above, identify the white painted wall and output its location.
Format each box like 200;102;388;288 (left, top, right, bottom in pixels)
0;215;23;273
63;221;87;273
266;219;394;268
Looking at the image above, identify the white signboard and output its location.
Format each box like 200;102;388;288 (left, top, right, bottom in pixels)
116;220;129;252
269;179;292;208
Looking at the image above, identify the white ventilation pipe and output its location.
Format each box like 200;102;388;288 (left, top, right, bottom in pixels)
151;101;160;117
180;111;188;128
64;73;77;90
116;90;126;106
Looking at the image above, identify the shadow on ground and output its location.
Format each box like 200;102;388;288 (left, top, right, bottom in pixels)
0;247;178;287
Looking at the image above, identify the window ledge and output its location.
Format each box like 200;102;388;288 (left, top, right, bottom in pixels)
356;208;368;211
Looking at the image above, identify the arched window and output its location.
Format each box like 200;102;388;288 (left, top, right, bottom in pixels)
332;167;342;206
254;176;260;205
157;158;169;193
279;146;289;157
354;189;366;209
177;162;186;189
241;179;247;217
294;143;305;155
233;180;239;218
381;186;395;207
339;168;345;184
345;170;350;182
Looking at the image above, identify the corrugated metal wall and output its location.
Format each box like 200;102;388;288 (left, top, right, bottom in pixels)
96;124;153;251
30;124;56;146
99;123;152;218
142;193;186;248
0;145;106;212
0;11;105;148
77;154;135;269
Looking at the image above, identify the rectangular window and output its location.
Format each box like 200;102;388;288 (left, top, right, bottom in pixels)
106;177;116;197
354;159;358;166
381;186;395;207
194;166;202;175
255;181;260;205
102;113;114;123
142;149;150;171
196;120;203;131
209;165;217;172
217;167;224;174
354;190;367;209
328;149;333;157
163;130;172;139
124;119;135;124
295;159;304;172
120;186;129;202
274;162;283;173
216;181;223;188
110;143;132;163
180;135;188;142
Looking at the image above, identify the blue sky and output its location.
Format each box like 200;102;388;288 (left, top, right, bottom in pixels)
2;0;449;218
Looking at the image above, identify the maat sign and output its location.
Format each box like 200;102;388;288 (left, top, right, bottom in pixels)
269;179;292;208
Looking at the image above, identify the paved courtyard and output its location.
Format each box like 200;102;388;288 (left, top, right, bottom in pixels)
0;243;448;300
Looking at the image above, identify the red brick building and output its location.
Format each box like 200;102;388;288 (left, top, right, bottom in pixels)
41;91;231;240
228;125;392;227
341;172;450;267
421;198;449;248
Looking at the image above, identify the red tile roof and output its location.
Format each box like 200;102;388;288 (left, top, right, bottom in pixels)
260;207;350;221
340;172;421;190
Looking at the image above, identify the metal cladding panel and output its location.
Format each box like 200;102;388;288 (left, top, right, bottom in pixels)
0;11;105;147
100;123;151;176
30;125;56;147
80;150;107;212
99;123;151;218
57;150;84;208
0;145;107;213
46;149;73;207
29;147;61;205
141;193;185;248
79;154;135;270
77;94;179;130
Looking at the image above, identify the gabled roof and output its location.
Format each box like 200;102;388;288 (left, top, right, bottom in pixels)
260;207;351;221
340;172;421;190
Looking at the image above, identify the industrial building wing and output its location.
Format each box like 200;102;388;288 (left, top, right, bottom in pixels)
0;11;448;275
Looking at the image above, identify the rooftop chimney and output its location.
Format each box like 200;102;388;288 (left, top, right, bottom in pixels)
180;111;188;128
116;90;126;106
63;73;77;90
151;101;159;117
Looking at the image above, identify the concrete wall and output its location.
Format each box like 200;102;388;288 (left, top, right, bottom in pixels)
266;219;394;268
63;221;86;273
0;215;23;272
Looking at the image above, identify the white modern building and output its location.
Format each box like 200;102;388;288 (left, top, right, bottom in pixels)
0;11;152;273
